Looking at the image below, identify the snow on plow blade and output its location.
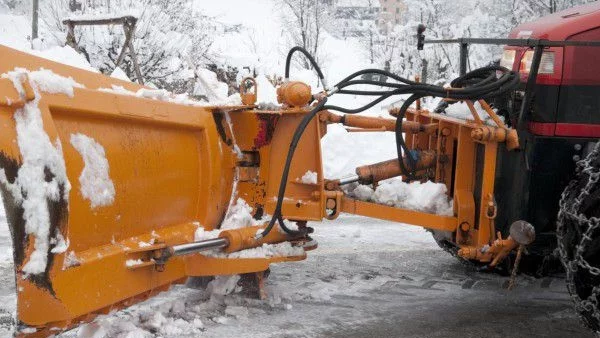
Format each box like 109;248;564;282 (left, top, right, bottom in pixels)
0;46;307;335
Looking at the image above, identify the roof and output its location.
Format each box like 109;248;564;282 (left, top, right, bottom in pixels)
509;2;600;40
336;0;378;8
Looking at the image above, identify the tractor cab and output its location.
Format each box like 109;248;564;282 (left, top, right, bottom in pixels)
500;2;600;137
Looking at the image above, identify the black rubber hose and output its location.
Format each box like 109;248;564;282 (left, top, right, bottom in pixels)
285;46;325;82
394;94;424;179
334;68;417;87
260;64;519;239
258;98;328;239
333;75;518;101
326;66;518;179
338;89;396;95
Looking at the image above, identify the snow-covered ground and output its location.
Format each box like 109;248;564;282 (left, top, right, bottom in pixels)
0;198;16;336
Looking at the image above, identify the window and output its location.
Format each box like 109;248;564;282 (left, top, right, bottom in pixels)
396;7;400;13
383;7;387;11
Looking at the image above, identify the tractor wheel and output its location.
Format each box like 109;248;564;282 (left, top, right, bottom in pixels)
557;141;600;332
429;230;489;269
430;230;461;258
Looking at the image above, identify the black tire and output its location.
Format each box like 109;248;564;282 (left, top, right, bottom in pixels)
558;141;600;332
430;230;460;257
429;230;493;270
431;229;559;277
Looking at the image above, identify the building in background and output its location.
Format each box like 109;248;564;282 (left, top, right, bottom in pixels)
330;0;405;37
332;0;381;38
377;0;406;31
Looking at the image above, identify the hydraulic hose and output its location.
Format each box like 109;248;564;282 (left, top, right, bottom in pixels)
285;46;326;87
260;48;519;239
257;97;328;239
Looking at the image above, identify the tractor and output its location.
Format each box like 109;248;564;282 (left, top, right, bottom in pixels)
417;2;600;329
0;2;599;337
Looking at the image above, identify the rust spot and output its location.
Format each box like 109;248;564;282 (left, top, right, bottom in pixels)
0;151;26;269
44;166;55;183
253;205;264;220
0;151;18;184
254;114;280;149
212;110;233;146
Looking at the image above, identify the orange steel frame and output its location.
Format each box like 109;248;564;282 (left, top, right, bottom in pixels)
0;46;515;336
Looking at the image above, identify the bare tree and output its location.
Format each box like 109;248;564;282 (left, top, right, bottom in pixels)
513;0;595;19
280;0;330;70
40;0;217;93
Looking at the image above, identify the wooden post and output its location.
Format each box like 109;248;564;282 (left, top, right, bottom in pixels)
66;22;77;49
123;19;144;85
114;23;134;68
127;33;144;84
32;0;39;40
61;15;144;85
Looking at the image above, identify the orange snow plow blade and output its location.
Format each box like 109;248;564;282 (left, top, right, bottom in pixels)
0;46;310;336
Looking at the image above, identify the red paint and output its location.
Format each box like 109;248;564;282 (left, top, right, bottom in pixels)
528;122;600;137
555;123;600;137
505;2;600;87
253;114;280;148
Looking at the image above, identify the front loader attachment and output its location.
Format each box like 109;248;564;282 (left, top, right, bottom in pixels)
0;46;311;335
0;43;532;336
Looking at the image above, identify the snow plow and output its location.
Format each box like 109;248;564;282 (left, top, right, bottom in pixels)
1;2;600;336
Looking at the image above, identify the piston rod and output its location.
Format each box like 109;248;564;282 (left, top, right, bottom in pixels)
171;238;229;256
339;175;360;185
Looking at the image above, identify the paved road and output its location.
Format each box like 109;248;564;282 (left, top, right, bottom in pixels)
228;250;594;338
195;217;595;338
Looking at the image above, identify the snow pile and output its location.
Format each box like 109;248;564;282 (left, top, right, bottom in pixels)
442;100;506;126
229;242;304;259
70;133;116;209
75;293;208;337
6;67;84;97
28;46;99;73
220;198;262;230
255;75;278;105
0;68;80;275
207;275;241;296
299;170;318;184
194;68;229;102
110;67;130;82
349;178;453;216
0;13;30;50
125;259;146;267
99;84;242;107
321;124;397;178
0;13;97;73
